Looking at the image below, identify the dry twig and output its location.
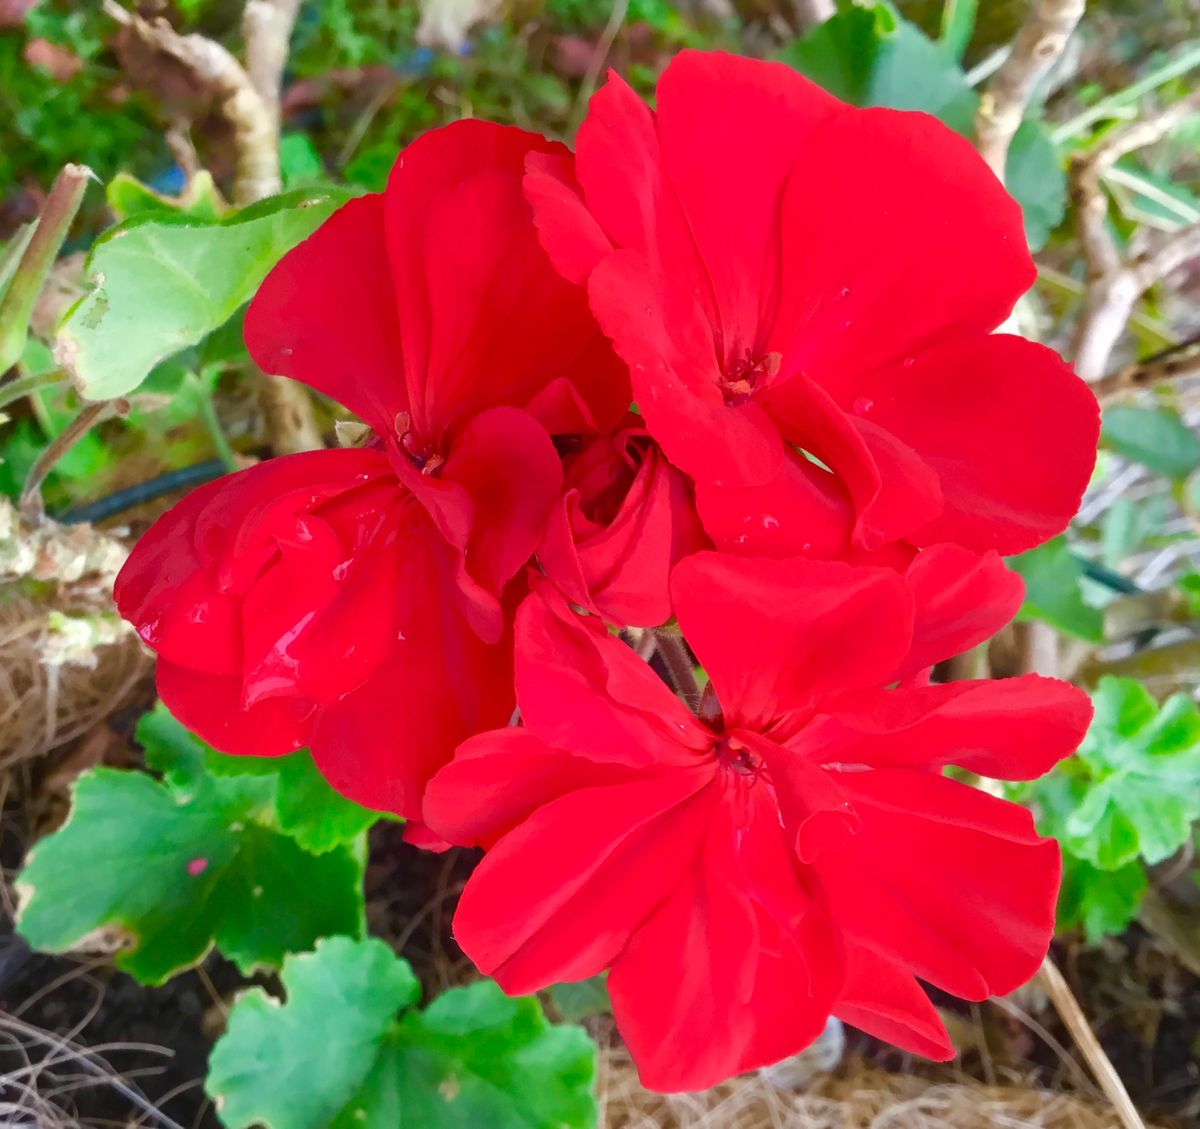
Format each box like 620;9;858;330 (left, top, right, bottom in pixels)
102;0;323;454
1091;332;1200;403
1070;92;1200;381
975;0;1084;181
1036;957;1146;1129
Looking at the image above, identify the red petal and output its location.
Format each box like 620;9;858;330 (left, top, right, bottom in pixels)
609;779;843;1092
307;553;516;817
695;451;853;560
524;149;611;286
813;770;1061;1001
156;660;311;757
453;769;717;993
424;728;638;849
245;194;405;434
654;50;845;354
440;406;563;597
383;121;610;443
861;335;1100;553
806;676;1091;781
588;252;783;487
834;943;954;1061
670;553;913;735
514;588;710;766
767;107;1035;397
898;544;1024;678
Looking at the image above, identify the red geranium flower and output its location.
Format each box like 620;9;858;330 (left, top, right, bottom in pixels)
115;121;627;816
537;415;708;626
424;552;1092;1091
526;50;1099;558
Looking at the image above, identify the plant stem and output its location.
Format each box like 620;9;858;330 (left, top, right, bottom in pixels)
20;400;110;524
0;368;69;413
652;628;701;712
0;164;90;376
190;373;239;472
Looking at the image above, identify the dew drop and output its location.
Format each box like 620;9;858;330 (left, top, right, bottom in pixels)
852;397;874;416
903;356;915;369
762;515;779;530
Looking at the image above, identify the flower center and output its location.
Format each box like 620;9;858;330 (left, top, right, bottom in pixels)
714;735;762;778
394;412;444;475
721;350;780;407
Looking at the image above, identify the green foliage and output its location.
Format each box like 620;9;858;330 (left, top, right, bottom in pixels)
106;171;228;223
207;937;599;1129
56;188;349;400
1008;537;1104;643
16;704;370;985
778;0;1066;249
1022;677;1200;940
1101;404;1200;480
1057;854;1147;943
547;976;612;1024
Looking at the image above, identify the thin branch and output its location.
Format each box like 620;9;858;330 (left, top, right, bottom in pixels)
1036;956;1146;1129
1070;92;1200;381
243;0;301;136
974;0;1084;180
1092;331;1200;402
0;368;69;414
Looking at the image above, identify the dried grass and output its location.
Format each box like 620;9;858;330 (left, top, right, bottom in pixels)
0;500;151;770
600;1050;1159;1129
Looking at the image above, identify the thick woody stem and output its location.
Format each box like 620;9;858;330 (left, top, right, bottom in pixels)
1071;92;1200;381
975;0;1084;181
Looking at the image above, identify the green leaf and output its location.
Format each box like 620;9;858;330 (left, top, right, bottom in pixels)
280;133;326;188
0;221;37;306
1005;121;1066;252
1105;162;1200;232
275;751;383;854
1035;677;1200;871
138;702;382;853
1057;854;1147;942
1102;404;1200;479
16;737;365;984
55;189;348;400
547;976;612;1024
208;938;598;1129
937;0;977;63
1008;538;1104;643
106;171;227;223
780;0;978;131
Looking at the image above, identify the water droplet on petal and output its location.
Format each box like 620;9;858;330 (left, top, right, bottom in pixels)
853;397;874;416
762;515;779;530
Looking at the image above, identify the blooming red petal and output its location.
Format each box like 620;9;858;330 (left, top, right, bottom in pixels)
588;252;783;487
766;107;1034;394
857;334;1100;553
807;676;1091;781
514;588;709;765
424;728;638;849
156;660;311;757
653;50;844;350
453;769;716;994
813;769;1060;1001
834;943;954;1061
524;149;611;287
898;544;1025;678
670;553;913;733
609;779;843;1092
244;194;406;435
695;452;853;559
307;559;516;817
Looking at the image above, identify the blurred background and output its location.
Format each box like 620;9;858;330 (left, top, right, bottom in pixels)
1;1;1199;1127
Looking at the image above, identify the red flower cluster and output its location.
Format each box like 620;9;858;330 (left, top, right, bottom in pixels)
116;51;1100;1091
